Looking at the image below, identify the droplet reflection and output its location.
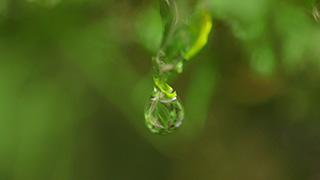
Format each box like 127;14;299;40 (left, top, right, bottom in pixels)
144;87;184;135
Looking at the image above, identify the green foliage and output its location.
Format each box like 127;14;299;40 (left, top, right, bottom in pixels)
183;11;212;60
136;0;212;65
135;5;163;53
142;0;213;135
209;0;320;76
1;0;320;179
250;43;276;76
153;76;177;98
27;0;61;7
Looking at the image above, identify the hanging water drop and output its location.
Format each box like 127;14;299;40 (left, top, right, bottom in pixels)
145;87;184;135
143;0;212;134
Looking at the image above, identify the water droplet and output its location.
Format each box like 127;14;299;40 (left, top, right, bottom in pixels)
145;87;184;135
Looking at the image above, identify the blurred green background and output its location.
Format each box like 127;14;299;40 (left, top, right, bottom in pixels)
1;0;320;179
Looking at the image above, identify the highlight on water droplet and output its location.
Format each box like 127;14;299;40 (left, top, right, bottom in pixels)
144;87;184;135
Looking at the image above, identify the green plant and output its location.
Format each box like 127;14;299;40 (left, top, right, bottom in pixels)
143;0;212;134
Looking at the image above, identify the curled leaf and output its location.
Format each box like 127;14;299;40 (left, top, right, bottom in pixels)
183;12;212;60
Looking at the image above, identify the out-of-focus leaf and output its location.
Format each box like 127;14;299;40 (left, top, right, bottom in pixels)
250;44;275;76
0;0;8;14
208;0;269;21
26;0;61;7
135;5;163;53
230;20;265;41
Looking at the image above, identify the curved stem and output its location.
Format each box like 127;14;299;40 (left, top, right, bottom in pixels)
160;0;179;50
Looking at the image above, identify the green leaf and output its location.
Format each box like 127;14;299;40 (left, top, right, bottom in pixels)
26;0;61;7
183;12;212;60
135;5;163;53
161;11;212;61
153;76;177;99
